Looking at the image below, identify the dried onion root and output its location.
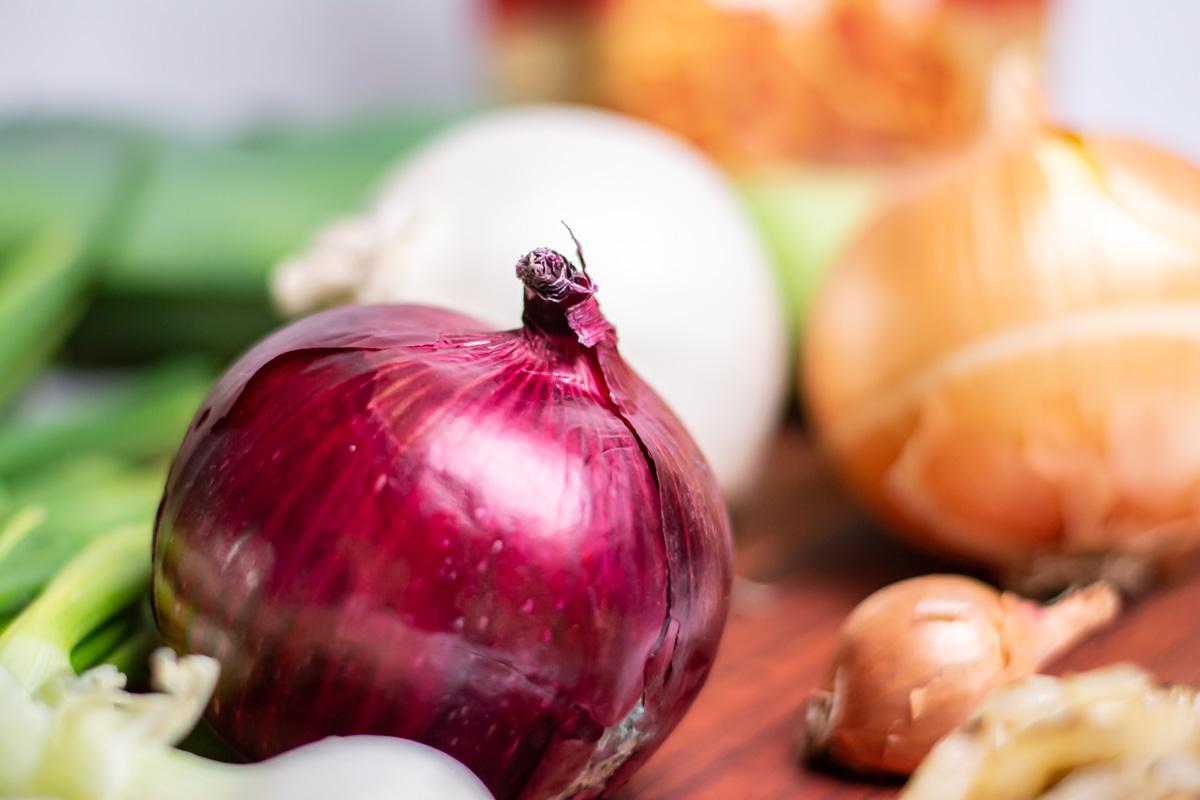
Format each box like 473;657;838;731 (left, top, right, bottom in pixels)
903;665;1200;800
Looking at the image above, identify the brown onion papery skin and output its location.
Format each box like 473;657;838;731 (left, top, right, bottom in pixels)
804;575;1119;775
152;250;732;799
804;127;1200;583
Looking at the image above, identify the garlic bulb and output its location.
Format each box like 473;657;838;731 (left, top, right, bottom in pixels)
903;665;1200;800
804;124;1200;589
273;106;787;498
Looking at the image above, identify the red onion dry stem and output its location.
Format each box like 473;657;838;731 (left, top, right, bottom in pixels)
153;245;733;799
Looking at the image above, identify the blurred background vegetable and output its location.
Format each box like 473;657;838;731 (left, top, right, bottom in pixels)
274;106;787;497
491;0;1048;329
0;358;212;621
0;124;145;401
591;0;1046;165
804;109;1200;593
0;358;211;476
0;116;450;364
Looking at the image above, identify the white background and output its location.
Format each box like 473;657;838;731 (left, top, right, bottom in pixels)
0;0;486;131
0;0;1197;161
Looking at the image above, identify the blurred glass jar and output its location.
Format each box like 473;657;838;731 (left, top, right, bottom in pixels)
592;0;1047;167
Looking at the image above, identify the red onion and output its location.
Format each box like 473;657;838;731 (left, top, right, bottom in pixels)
152;245;733;799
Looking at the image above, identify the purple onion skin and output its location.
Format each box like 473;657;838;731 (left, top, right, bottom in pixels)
152;249;733;799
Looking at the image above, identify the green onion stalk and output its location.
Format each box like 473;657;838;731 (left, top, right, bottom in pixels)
1;114;456;366
0;357;214;618
0;458;166;619
0;356;213;477
0;123;149;402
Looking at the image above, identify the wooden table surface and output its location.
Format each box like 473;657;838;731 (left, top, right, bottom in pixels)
620;431;1200;800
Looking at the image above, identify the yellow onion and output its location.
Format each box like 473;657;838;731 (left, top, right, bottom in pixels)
804;120;1200;590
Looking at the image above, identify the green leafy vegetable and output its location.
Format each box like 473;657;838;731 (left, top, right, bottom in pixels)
0;226;95;406
0;357;212;476
0;115;453;365
0;121;148;248
0;122;149;398
0;524;148;690
107;113;452;300
0;458;165;617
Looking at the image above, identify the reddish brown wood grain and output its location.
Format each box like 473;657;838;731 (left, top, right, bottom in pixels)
620;431;1200;799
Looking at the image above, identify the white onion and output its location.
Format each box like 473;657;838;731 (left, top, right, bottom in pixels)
273;105;787;497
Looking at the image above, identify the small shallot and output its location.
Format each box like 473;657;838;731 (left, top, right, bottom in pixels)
802;575;1120;775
